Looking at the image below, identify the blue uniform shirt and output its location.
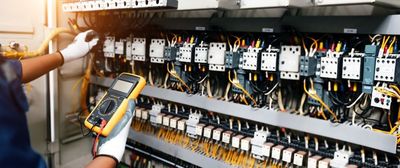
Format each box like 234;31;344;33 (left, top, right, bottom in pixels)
0;58;46;168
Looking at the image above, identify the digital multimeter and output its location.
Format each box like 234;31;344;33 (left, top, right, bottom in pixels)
84;73;146;136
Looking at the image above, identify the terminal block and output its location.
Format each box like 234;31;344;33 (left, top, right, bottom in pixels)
185;113;202;139
194;46;208;64
261;49;279;72
208;42;226;72
222;131;233;144
103;36;115;58
342;56;363;80
300;56;317;77
374;57;400;82
132;38;146;61
242;48;262;71
203;125;215;139
149;39;166;64
178;43;195;63
164;46;178;61
250;130;270;160
212;128;223;142
232;135;244;149
149;104;164;126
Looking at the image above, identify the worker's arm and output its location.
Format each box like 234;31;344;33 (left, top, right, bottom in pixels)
86;100;135;168
20;52;63;83
20;30;98;83
86;156;117;168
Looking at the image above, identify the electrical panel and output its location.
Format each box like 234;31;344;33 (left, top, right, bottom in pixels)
342;57;363;80
132;38;146;61
242;48;262;71
178;44;195;63
374;57;400;82
261;49;279;71
194;46;208;64
208;42;226;72
149;39;166;64
320;52;343;79
103;36;115;58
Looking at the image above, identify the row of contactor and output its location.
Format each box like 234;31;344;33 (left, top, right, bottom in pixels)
134;105;357;168
102;37;400;83
62;0;176;12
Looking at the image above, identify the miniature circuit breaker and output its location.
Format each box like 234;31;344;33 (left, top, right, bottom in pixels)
114;39;125;55
149;104;165;126
185;113;202;138
132;38;146;61
279;46;301;80
250;130;270;160
103;36;115;58
208;42;226;72
149;39;166;64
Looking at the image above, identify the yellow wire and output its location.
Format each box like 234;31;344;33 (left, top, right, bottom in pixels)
389;36;397;54
167;63;192;93
228;70;258;105
303;79;339;122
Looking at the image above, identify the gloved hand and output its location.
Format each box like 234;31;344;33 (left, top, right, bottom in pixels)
95;99;135;163
60;30;99;63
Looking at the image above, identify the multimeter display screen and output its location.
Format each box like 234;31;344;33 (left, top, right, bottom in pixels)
112;80;134;93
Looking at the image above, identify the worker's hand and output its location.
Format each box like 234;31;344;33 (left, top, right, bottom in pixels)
60;30;99;63
96;99;135;163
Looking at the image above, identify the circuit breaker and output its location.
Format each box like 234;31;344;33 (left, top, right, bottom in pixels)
320;52;343;79
371;86;392;110
115;40;125;55
186;113;202;138
132;38;146;61
149;104;164;126
225;51;241;69
103;36;115;58
178;44;195;63
279;46;301;80
126;38;133;61
242;48;262;71
250;130;270;160
261;49;279;71
208;42;226;72
374;57;400;82
164;46;178;61
300;56;317;77
194;46;208;64
149;39;166;63
342;57;363;80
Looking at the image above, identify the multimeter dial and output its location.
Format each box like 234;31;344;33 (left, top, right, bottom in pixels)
97;98;118;116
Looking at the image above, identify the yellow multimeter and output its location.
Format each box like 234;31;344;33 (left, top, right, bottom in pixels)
84;73;146;136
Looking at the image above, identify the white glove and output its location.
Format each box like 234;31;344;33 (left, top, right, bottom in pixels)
96;99;135;163
60;30;99;63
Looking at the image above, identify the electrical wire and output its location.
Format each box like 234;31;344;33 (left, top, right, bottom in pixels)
228;70;257;106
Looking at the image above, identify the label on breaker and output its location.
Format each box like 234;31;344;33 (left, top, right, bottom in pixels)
196;124;205;136
232;135;243;148
212;128;223;141
177;119;186;131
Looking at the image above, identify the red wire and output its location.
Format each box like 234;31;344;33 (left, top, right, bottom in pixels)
92;119;107;156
